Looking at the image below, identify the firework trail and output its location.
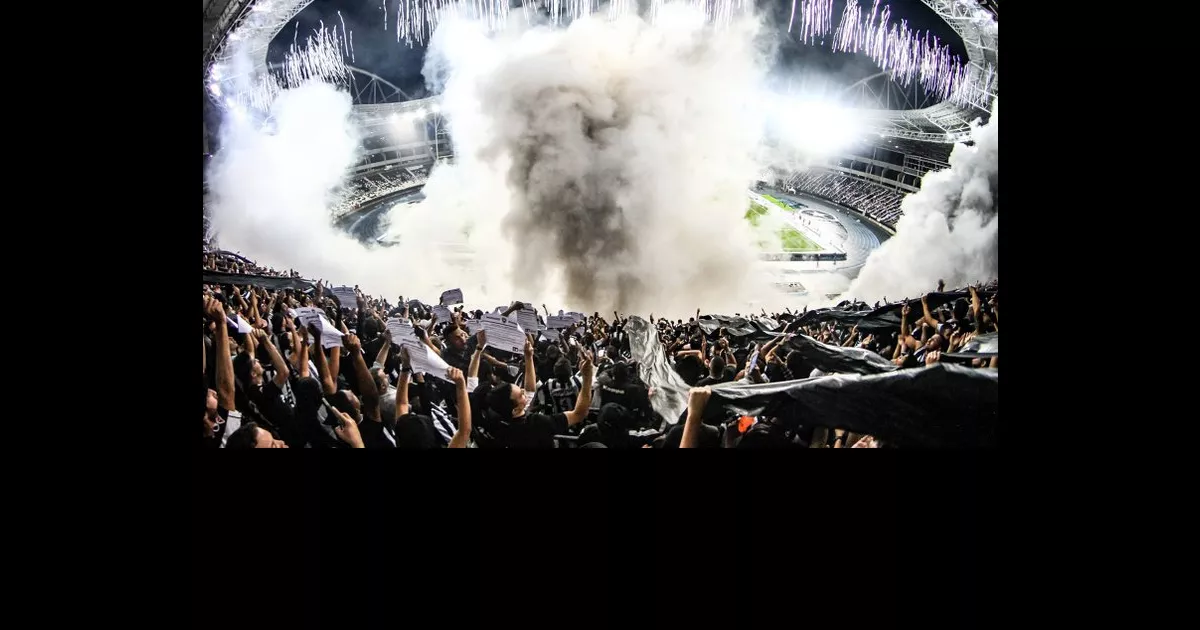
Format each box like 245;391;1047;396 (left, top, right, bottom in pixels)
832;0;994;107
372;0;992;107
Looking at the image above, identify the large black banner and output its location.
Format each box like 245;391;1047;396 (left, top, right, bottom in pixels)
703;364;997;448
779;334;898;375
790;289;997;332
626;316;997;447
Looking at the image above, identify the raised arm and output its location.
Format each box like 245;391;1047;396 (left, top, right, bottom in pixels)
680;387;712;448
899;304;919;351
395;347;412;420
328;320;348;381
248;289;263;328
309;325;337;395
417;326;443;357
523;335;537;393
563;351;594;427
920;296;939;330
206;297;235;411
296;327;311;379
468;330;486;380
255;329;291;388
373;335;392;370
344;334;379;422
969;285;983;328
447;367;472;448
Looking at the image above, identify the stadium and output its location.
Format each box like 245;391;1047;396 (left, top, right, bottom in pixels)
200;1;998;450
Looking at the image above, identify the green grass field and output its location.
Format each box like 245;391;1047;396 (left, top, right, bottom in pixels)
745;200;822;252
745;202;770;226
762;195;794;212
779;226;821;251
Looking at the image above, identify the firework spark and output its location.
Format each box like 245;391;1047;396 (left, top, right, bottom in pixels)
373;0;992;107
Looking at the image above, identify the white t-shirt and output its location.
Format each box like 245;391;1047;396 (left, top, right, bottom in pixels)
220;410;243;447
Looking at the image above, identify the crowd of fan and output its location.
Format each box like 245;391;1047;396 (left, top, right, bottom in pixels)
202;257;997;449
780;171;907;227
332;169;428;219
204;251;301;278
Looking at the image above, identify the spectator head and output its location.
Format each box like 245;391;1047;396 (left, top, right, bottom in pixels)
393;413;441;449
785;351;808;379
709;355;725;379
329;389;362;423
245;356;265;388
598;402;633;431
953;299;969;321
447;325;469;350
553;357;572;382
226;422;288;448
372;367;390;394
611;361;629;383
926;334;945;352
485;382;526;419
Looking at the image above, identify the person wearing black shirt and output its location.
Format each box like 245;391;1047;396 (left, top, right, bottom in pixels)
481;341;594;448
598;362;650;422
235;329;307;447
201;295;236;447
695;355;730;387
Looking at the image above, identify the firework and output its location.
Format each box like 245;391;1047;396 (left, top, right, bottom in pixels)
372;0;991;106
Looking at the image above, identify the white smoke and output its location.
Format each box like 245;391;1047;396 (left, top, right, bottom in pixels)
845;100;998;301
206;7;847;317
205;79;502;301
419;7;781;316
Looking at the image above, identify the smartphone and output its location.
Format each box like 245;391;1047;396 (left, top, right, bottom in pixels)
319;397;344;429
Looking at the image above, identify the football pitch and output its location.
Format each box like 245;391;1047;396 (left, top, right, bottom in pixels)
745;201;823;252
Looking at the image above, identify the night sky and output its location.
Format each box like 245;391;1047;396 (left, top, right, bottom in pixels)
265;0;967;103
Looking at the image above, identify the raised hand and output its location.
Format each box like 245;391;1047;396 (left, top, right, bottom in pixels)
925;350;941;366
204;296;226;323
399;346;412;371
687;386;712;417
332;408;364;448
578;350;594;371
344;333;361;352
447;366;466;386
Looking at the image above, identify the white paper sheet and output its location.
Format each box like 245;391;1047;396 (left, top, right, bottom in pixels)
546;315;574;329
294;307;344;349
515;307;541;333
480;312;527;355
385;318;452;380
331;286;357;308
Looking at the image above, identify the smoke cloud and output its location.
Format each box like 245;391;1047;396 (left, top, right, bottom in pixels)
422;7;780;315
845;100;999;301
208;8;903;317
